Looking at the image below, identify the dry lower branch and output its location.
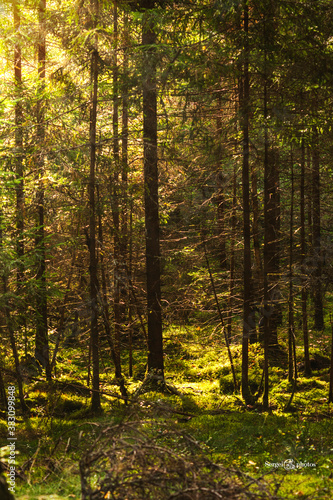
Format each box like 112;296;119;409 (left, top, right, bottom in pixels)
79;419;278;500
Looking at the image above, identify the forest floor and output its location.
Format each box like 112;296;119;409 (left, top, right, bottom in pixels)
1;324;333;499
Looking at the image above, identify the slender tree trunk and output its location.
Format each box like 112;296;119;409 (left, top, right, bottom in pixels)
241;1;252;404
262;77;270;409
0;211;27;414
35;0;51;381
306;147;313;248
128;195;134;376
3;279;28;414
97;187;127;400
142;7;164;380
121;9;129;300
262;1;279;363
251;160;262;343
216;176;227;269
50;243;78;373
251;161;262;283
121;12;131;374
111;1;123;382
263;146;279;350
227;165;236;342
14;0;24;288
14;0;27;361
0;359;7;410
89;0;101;412
300;139;311;376
329;316;333;403
262;3;271;408
0;470;15;500
97;193;116;366
204;240;237;391
312;130;324;330
274;152;282;327
288;152;294;383
216;94;227;268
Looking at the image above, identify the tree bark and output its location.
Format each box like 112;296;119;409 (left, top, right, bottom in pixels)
312;130;324;330
263;146;279;350
89;0;101;412
329;316;333;403
121;12;131;374
0;210;27;414
0;362;6;410
262;0;278;408
142;8;164;380
35;0;51;381
227;165;237;343
306;146;313;248
241;1;252;404
14;0;24;288
3;278;28;414
251;161;262;285
288;152;294;383
97;186;127;400
216;94;227;269
262;2;279;368
300;139;311;376
0;475;15;500
111;0;123;384
121;9;129;293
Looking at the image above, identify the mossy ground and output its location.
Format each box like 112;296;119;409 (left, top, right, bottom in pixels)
1;324;332;499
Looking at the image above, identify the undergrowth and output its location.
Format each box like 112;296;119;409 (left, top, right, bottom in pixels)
0;324;332;499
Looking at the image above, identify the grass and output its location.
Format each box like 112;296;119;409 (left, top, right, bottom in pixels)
1;323;333;499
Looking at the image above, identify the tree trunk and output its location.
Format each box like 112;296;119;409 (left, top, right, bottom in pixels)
121;9;129;298
262;0;279;352
263;147;279;350
142;7;164;381
0;475;15;500
241;1;252;404
14;0;24;288
0;211;27;414
97;192;116;367
306;146;313;248
216;175;227;269
274;151;282;327
216;94;227;269
111;1;123;384
288;152;294;383
312;130;324;330
262;1;275;408
3;278;28;414
251;161;262;290
35;0;51;381
89;0;101;412
227;165;237;342
97;187;127;400
0;362;6;410
50;237;79;374
300;139;311;376
121;12;131;374
329;316;333;403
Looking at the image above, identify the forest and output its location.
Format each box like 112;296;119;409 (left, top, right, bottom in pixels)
0;0;333;498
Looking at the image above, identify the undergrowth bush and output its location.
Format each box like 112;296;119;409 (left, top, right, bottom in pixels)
79;418;278;500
